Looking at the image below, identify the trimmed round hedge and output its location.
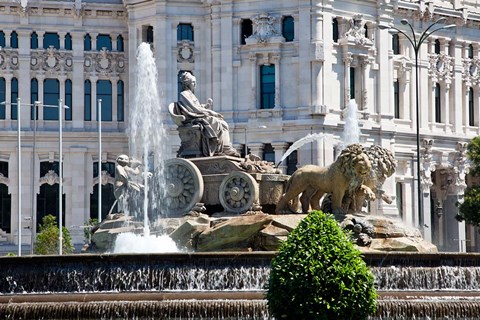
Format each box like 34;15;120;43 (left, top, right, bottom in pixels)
267;210;377;320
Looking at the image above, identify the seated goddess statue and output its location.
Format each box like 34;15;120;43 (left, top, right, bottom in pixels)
171;72;240;157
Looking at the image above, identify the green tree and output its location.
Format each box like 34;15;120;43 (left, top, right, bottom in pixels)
457;136;480;226
267;210;377;320
34;215;74;255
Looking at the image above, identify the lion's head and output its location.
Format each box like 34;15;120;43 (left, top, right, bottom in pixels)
366;145;397;183
336;143;372;192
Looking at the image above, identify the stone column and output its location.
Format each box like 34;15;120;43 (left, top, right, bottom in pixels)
58;32;66;50
249;53;257;109
91;33;99;51
420;138;435;242
248;143;264;159
211;3;222;110
271;142;289;173
272;53;280;108
4;73;12;120
443;84;450;132
37;31;44;49
37;75;45;121
58;75;67;119
111;76;118;121
90;76;98;122
67;146;88;245
219;1;233;111
452;40;464;133
71;31;84;129
342;53;353;108
111;33;117;52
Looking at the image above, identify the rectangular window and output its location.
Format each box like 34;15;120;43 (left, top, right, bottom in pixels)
116;35;124;52
31;32;38;49
43;79;60;120
11;78;18;120
392;34;400;55
394;80;400;119
241;19;252;45
43;33;60;49
117;80;124;122
65;79;72;121
65;33;72;50
10;31;18;49
260;65;275;109
97;80;112;121
96;34;112;51
0;32;5;47
84;80;91;121
350;67;355;99
177;23;194;41
0;78;5;119
31;79;38;120
332;18;339;43
84;34;92;51
396;182;403;218
469;88;475;126
282;16;294;42
435;83;441;123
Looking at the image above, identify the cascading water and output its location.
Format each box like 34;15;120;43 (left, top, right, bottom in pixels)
339;99;361;150
113;43;178;253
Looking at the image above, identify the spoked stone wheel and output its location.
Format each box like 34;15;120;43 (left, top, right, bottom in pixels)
219;171;259;214
162;158;203;217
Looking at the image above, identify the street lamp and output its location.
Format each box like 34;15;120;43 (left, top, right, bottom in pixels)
379;18;455;230
97;99;102;224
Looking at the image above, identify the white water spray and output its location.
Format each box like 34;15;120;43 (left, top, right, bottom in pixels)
277;133;326;167
340;99;361;150
114;42;178;253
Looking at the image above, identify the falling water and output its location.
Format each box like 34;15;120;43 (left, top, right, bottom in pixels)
339;99;361;150
114;43;175;253
277;133;327;167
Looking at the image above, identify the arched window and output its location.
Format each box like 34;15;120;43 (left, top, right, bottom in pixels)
65;33;72;50
10;31;18;49
364;24;369;39
469;44;474;59
96;34;112;51
0;161;11;233
282;16;294;42
43;32;60;49
31;78;38;120
84;33;92;51
394;79;400;119
332;18;339;43
11;78;18;120
434;39;441;54
117;80;124;121
260;65;275;109
0;78;5;119
177;23;194;41
469;87;475;126
84;80;91;121
65;79;72;121
91;161;116;220
43;79;60;120
97;80;112;121
392;34;400;55
350;67;355;99
37;161;64;229
435;83;441;123
116;35;124;52
31;32;38;49
241;19;252;45
0;31;5;47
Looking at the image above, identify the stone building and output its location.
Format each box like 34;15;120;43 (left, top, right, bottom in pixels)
0;0;478;252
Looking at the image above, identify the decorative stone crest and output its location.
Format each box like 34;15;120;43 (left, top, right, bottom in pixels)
420;138;436;192
248;13;280;43
30;47;73;73
344;14;370;46
462;57;480;87
84;50;125;75
0;173;8;186
428;53;453;85
0;48;19;71
177;40;194;63
40;170;60;186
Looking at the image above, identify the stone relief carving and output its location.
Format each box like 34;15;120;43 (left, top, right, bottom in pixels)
428;53;453;85
73;0;84;18
452;142;470;195
248;12;281;43
462;57;480;87
84;49;125;75
39;170;60;186
30;47;73;73
177;40;194;63
0;48;19;71
344;14;370;46
420;138;436;192
93;170;115;186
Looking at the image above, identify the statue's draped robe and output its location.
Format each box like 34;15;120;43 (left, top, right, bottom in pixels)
175;90;236;157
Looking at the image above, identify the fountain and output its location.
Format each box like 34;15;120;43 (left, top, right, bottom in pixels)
0;43;479;319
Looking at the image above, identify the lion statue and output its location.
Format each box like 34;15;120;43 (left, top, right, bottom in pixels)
320;145;397;214
275;143;375;215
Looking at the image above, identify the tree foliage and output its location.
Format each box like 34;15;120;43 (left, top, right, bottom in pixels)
34;215;74;255
457;137;480;226
267;210;377;320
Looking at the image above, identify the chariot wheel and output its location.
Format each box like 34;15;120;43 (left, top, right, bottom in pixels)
219;171;259;214
161;158;203;217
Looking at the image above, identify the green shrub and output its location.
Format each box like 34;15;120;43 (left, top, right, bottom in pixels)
34;215;74;255
267;210;377;320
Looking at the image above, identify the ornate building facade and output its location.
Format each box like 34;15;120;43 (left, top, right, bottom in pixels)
0;0;479;252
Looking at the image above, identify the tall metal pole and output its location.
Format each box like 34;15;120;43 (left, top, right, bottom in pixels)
17;97;21;256
98;99;102;223
58;99;63;255
244;127;247;156
30;102;38;255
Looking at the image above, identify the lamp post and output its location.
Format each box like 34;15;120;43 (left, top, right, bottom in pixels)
98;99;102;224
379;18;455;230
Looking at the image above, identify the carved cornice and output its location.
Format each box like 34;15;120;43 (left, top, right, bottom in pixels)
84;49;125;75
2;3;126;20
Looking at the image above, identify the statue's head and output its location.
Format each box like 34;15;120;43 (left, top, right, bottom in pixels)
180;71;196;92
116;154;129;167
